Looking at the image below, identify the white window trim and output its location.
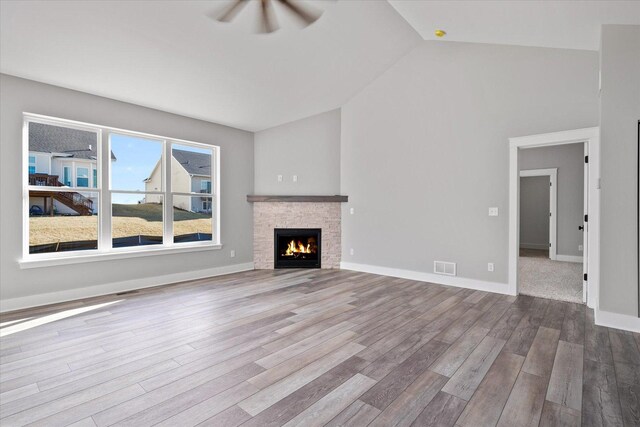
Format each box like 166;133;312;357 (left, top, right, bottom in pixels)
22;113;222;268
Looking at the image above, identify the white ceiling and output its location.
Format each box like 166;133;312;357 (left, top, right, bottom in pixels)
1;1;638;132
0;0;420;131
388;0;640;51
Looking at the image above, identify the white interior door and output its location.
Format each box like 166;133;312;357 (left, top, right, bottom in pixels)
583;143;589;303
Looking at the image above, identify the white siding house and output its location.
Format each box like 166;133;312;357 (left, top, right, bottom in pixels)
28;122;115;216
144;149;212;213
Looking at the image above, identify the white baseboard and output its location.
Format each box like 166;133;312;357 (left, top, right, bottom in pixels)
0;262;255;313
595;308;640;333
340;262;512;295
520;243;549;250
555;255;583;263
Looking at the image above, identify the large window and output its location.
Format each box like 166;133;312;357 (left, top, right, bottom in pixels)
24;114;220;260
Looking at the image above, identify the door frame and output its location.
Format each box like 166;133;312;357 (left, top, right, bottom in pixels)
519;168;558;260
509;127;600;308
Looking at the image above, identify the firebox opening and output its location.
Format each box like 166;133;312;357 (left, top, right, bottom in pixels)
274;228;321;268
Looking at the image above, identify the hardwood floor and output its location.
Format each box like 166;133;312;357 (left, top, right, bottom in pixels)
1;269;639;426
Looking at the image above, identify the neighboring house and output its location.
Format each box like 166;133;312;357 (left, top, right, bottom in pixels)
28;122;116;215
144;149;212;213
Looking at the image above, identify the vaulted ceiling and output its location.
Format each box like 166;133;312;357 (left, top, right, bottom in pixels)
1;1;638;131
388;0;640;51
0;0;421;131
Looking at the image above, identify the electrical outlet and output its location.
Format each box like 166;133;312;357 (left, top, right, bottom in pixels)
277;175;283;182
488;207;499;217
350;207;355;215
230;250;235;258
578;245;583;251
488;262;494;272
350;248;354;256
292;175;298;182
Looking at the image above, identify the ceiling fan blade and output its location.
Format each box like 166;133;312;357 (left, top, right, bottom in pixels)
260;0;279;33
217;0;249;22
276;0;321;25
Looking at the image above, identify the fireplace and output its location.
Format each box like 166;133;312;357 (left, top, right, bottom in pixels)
274;228;321;269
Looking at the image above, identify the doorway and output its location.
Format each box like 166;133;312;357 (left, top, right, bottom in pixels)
519;168;557;259
509;127;600;308
518;163;583;303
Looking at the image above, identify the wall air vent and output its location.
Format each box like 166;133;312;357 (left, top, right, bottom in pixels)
434;261;456;276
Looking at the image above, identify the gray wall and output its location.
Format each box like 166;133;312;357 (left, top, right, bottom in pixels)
520;176;551;250
600;25;640;317
0;74;254;304
341;41;599;286
254;109;341;195
519;144;585;257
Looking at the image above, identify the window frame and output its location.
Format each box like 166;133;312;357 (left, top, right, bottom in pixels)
22;113;222;267
169;143;217;245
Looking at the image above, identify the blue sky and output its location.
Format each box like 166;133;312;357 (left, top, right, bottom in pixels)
110;134;211;205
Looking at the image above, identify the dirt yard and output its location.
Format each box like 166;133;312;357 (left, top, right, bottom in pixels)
29;204;211;245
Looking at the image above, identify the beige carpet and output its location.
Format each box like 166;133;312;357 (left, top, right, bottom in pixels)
519;250;583;303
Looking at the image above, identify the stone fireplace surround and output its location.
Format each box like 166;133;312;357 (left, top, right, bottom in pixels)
249;196;347;269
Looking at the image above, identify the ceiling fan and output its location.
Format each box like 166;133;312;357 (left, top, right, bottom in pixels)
215;0;323;34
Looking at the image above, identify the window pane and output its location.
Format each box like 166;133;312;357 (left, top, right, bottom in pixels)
76;167;89;187
110;133;162;192
63;167;71;186
28;122;98;187
171;144;212;194
112;193;163;248
200;180;212;193
173;196;212;243
93;168;98;188
28;190;98;254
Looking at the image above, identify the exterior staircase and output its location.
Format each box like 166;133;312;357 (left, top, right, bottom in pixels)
29;174;94;215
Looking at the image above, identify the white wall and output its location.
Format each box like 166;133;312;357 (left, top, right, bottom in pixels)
0;74;254;310
519;143;585;257
519;176;550;250
254;109;341;195
599;25;640;317
341;41;598;287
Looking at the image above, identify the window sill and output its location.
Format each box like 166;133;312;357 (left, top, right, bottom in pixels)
19;243;223;269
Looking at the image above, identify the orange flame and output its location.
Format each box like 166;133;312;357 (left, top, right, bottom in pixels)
285;240;313;255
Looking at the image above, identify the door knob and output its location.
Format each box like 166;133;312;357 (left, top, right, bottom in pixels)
578;225;584;231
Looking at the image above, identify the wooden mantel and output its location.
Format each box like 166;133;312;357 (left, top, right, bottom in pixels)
247;195;348;203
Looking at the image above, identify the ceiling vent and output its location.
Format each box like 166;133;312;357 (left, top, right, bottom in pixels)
434;261;456;276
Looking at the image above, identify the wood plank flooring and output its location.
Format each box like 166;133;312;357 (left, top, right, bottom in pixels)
1;269;639;426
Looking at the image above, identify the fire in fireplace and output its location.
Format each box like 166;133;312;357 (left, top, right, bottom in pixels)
274;228;321;268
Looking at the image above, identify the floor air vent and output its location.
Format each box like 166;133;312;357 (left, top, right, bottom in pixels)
434;261;456;276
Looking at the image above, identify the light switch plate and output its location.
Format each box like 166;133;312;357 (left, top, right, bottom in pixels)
292;175;298;182
488;207;499;216
277;175;283;182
